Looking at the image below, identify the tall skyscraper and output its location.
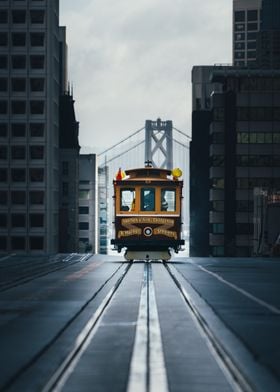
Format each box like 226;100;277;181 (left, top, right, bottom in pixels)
233;0;262;67
257;0;280;68
0;1;61;253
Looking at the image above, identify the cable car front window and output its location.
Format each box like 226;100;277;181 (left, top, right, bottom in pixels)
141;188;155;211
120;188;135;212
161;189;176;211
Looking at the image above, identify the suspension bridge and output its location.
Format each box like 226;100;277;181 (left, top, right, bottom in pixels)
97;119;191;254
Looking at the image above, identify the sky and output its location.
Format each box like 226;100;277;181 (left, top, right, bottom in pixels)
60;0;232;154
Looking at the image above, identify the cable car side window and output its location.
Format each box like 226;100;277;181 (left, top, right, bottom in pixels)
120;188;135;211
141;188;155;211
161;189;176;211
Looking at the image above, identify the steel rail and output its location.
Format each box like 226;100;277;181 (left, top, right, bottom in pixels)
163;262;253;392
127;262;168;392
42;262;132;392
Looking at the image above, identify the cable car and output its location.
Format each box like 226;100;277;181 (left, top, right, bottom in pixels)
111;162;185;261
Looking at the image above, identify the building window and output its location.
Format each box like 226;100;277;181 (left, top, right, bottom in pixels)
247;23;258;31
247;51;256;59
0;100;7;114
12;55;26;69
0;78;7;92
235;51;245;59
236;223;253;234
247;32;257;40
12;101;26;115
247;10;258;22
235;43;245;51
30;145;44;159
0;145;7;159
213;107;224;121
12;78;26;92
212;201;224;212
212;223;224;234
0;10;7;23
212;246;224;256
0;236;7;250
79;190;90;200
30;78;44;92
0;32;8;46
0;190;7;205
79;206;89;214
30;100;44;114
212;178;224;189
235;23;245;31
247;41;256;49
12;33;26;46
30;32;44;46
12;10;26;24
11;191;26;204
79;222;89;230
30;10;44;24
30;168;44;182
11;146;26;159
11;168;26;182
0;55;7;69
12;123;26;137
62;182;68;196
30;123;44;137
0;213;7;227
0;168;7;182
235;33;245;41
30;55;44;69
11;237;26;250
30;213;44;227
62;161;69;175
12;214;26;228
30;191;44;204
30;237;44;250
235;11;245;22
0;123;7;137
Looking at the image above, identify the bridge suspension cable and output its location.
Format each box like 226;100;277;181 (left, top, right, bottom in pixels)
98;126;145;157
99;140;145;166
173;127;192;140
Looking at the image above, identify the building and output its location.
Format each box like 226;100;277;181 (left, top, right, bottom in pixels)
209;69;280;256
59;91;80;253
98;165;108;254
253;188;280;256
257;0;280;69
0;0;61;253
233;0;262;67
78;154;98;253
190;66;225;256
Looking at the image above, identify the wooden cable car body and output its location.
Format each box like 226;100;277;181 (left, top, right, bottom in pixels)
111;166;185;261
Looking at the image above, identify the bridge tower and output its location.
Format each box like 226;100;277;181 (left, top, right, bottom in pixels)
145;118;173;169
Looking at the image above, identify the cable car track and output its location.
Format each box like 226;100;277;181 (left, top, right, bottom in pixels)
163;261;253;392
1;262;130;392
1;259;266;392
0;253;92;292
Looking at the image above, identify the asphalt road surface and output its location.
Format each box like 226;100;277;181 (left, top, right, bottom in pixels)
0;254;279;392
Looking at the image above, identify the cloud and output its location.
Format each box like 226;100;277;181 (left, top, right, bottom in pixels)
60;0;232;152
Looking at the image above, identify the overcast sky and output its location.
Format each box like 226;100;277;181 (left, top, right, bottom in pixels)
60;0;232;153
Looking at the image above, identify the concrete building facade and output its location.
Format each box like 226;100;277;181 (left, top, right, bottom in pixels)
233;0;262;67
78;154;98;253
209;69;280;256
0;0;61;253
